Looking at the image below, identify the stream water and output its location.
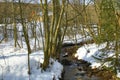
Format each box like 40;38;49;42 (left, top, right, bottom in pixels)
60;47;101;80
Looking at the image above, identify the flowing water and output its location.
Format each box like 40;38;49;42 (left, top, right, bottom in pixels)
60;47;101;80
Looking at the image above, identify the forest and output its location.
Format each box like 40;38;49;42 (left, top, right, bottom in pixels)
0;0;120;80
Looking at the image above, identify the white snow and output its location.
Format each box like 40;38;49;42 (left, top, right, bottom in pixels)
117;72;120;78
63;34;91;44
75;43;120;78
0;40;63;80
75;43;106;68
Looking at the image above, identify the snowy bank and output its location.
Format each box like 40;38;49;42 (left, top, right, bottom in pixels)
75;43;106;68
0;41;63;80
75;43;120;78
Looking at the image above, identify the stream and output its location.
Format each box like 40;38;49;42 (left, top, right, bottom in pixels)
60;44;101;80
60;54;101;80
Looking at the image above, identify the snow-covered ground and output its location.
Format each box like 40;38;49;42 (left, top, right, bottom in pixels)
75;43;120;78
0;40;63;80
0;23;120;79
63;34;91;44
75;43;105;68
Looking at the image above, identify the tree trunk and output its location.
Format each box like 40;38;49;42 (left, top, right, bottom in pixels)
19;0;31;74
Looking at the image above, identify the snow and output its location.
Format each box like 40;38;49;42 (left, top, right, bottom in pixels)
75;43;112;68
63;34;91;44
117;72;120;78
75;43;120;78
75;43;106;65
0;40;63;80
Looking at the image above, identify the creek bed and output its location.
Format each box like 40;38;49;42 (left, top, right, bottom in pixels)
60;47;101;80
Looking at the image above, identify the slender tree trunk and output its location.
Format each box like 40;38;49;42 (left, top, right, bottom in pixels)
12;0;17;47
42;0;50;70
18;0;31;74
41;0;66;70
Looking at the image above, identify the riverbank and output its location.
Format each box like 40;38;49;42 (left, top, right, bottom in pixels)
60;45;119;80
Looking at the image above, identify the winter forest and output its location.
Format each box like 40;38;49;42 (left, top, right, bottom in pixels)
0;0;120;80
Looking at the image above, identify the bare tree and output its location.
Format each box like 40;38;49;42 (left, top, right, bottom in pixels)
18;0;32;74
41;0;66;70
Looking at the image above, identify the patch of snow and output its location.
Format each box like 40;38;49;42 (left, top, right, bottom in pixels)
0;40;63;80
75;43;106;68
117;72;120;78
63;34;91;44
75;43;120;78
